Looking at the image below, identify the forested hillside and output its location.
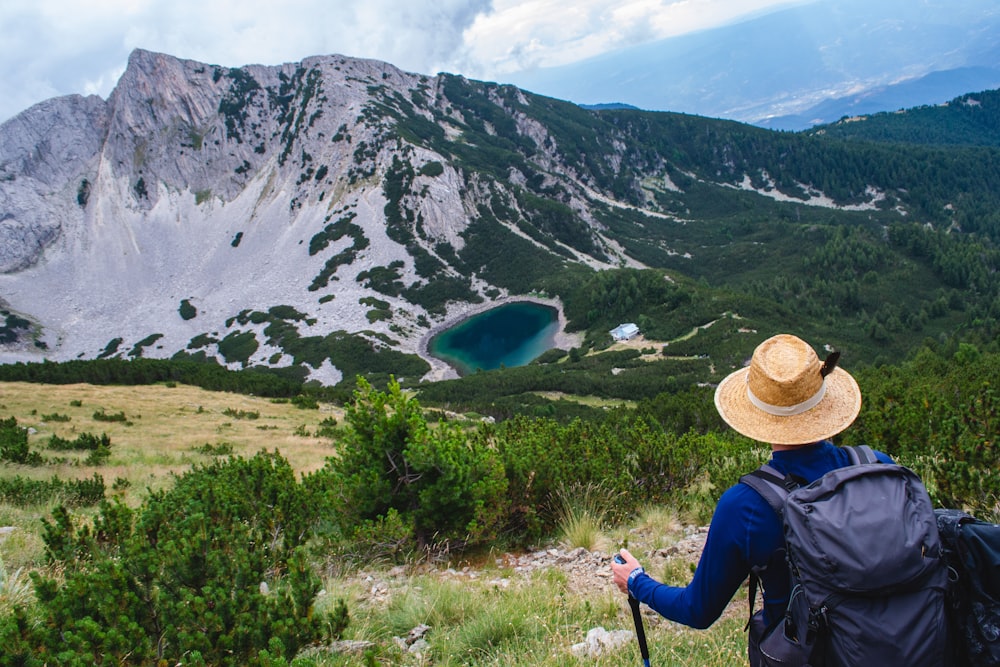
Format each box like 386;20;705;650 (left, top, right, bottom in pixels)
377;76;1000;376
808;88;1000;146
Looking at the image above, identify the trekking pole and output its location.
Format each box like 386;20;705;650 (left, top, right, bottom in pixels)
615;554;651;667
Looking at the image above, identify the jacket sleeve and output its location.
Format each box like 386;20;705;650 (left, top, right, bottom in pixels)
627;484;779;629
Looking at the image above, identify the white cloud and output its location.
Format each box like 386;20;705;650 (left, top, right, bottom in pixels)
0;0;801;122
453;0;806;76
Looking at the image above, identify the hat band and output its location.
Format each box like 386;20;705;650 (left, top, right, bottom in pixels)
746;377;827;417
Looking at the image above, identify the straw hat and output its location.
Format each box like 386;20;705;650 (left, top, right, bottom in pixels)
714;334;861;445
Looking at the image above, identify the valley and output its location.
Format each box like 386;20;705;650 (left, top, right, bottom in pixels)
2;51;999;414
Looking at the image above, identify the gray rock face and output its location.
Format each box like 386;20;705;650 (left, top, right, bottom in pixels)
0;93;109;272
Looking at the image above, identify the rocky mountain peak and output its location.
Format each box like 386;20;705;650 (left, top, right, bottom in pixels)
0;49;588;384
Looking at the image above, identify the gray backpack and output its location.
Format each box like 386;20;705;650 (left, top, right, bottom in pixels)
741;445;950;667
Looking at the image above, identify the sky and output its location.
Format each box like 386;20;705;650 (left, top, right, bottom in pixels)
0;0;805;123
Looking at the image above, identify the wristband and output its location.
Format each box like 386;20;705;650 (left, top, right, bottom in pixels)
627;566;645;593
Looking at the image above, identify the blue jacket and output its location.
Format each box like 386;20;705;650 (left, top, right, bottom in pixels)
627;440;894;628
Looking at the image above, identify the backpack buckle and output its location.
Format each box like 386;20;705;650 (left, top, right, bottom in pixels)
809;604;829;633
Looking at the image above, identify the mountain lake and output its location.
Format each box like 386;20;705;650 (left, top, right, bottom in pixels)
428;301;560;375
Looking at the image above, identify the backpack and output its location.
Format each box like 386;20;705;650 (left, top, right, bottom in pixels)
740;445;950;667
935;508;1000;666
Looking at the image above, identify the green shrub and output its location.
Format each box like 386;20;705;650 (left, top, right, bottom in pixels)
0;473;106;508
21;452;346;665
76;179;91;207
222;407;260;420
194;442;235;456
83;444;111;466
46;433;112;465
217;330;259;365
47;432;110;451
66;473;107;505
318;378;507;552
0;417;42;465
179;299;197;320
419;161;444;177
366;308;392;322
490;413;765;542
315;416;338;438
92;409;129;424
335;507;418;565
129;333;164;358
291;394;319;410
846;346;1000;515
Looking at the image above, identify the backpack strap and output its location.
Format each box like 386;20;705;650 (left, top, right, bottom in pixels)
740;465;793;520
847;444;878;465
741;465;795;633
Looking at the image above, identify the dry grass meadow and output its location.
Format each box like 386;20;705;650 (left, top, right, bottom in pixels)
0;381;344;569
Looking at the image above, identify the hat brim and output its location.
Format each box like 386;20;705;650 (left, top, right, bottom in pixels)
714;366;861;445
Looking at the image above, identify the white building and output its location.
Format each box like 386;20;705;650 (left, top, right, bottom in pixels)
609;323;640;341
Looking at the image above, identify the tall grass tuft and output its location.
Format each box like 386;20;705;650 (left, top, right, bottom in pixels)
0;552;33;613
554;482;619;552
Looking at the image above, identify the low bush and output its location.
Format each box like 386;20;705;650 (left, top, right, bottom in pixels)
488;412;765;542
292;394;319;409
221;407;260;420
312;378;767;552
311;378;508;553
92;409;130;424
47;432;110;452
0;417;42;465
5;452;347;665
0;473;105;507
178;298;197;320
193;442;234;456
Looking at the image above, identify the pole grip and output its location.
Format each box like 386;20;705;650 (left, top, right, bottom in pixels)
615;554;651;666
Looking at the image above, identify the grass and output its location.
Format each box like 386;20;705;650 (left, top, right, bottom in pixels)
0;551;32;615
306;568;748;666
0;381;343;569
0;380;341;477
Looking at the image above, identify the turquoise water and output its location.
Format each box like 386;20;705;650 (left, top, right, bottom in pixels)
428;302;560;375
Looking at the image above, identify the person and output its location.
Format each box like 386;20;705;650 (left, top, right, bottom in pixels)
610;333;892;632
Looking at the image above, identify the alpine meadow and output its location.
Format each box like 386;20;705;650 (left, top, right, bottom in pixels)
2;49;1000;664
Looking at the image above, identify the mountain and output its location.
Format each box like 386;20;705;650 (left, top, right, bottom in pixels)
503;0;1000;129
0;49;639;386
2;49;1000;393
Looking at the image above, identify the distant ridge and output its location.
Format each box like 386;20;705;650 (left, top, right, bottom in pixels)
764;67;1000;131
579;103;641;111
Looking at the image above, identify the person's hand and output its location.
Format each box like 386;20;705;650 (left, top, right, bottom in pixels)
611;548;642;595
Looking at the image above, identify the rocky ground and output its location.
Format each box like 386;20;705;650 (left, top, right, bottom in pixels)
335;524;750;660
